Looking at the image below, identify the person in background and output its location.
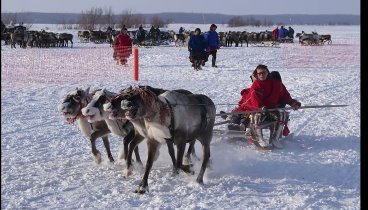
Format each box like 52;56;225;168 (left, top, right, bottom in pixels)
278;26;287;41
272;26;279;41
288;26;295;38
179;27;185;34
113;28;132;66
149;25;160;42
188;28;208;70
136;25;146;46
106;25;113;33
154;26;161;41
204;24;220;67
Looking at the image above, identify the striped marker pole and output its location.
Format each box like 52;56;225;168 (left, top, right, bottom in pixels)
133;48;138;81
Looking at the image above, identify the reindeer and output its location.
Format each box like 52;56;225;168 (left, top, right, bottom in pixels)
120;86;216;194
10;30;26;48
81;89;142;166
103;86;199;179
58;33;73;48
58;88;114;164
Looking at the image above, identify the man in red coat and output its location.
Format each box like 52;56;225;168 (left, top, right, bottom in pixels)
228;65;301;135
272;26;279;41
236;66;300;112
114;28;132;65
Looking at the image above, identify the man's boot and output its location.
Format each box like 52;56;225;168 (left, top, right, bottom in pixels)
212;56;217;67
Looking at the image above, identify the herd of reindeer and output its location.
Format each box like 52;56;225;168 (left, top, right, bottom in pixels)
1;25;332;49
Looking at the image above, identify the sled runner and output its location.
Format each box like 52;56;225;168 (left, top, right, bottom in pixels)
214;109;291;150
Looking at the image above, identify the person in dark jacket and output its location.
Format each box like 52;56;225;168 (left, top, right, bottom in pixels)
149;25;160;41
288;26;295;38
136;25;146;46
188;28;208;70
179;27;184;34
204;24;220;67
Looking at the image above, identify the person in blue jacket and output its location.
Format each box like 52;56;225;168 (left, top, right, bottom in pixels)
278;26;287;40
204;24;220;67
188;28;208;70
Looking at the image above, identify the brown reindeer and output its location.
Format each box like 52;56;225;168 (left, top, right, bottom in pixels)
120;86;216;194
103;86;199;178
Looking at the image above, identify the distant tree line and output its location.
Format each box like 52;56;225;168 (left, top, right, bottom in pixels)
227;16;275;27
1;9;359;30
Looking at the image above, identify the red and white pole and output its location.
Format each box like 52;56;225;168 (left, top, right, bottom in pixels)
133;48;139;81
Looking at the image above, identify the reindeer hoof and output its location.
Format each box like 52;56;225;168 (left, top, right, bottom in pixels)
118;151;125;160
94;152;102;164
134;186;148;194
181;164;194;174
172;167;179;175
184;157;192;165
196;177;204;184
124;168;133;177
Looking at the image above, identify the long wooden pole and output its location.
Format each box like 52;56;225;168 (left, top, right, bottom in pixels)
216;104;348;117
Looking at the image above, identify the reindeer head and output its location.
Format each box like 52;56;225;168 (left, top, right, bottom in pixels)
120;87;160;120
81;89;109;123
103;93;129;120
58;87;90;123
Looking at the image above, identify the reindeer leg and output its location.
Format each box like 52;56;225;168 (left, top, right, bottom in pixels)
196;141;211;184
89;132;101;164
133;146;141;163
125;133;144;177
176;140;193;174
135;139;159;194
102;136;114;163
120;129;135;160
166;140;178;174
90;128;111;164
185;140;199;164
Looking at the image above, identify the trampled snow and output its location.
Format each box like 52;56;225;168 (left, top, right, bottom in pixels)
1;24;360;209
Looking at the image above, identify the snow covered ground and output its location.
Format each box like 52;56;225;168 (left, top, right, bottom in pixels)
1;24;360;209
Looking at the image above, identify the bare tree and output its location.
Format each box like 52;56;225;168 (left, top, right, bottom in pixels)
150;15;167;28
262;18;274;26
117;9;144;29
228;16;266;27
102;7;115;29
228;16;245;27
78;7;104;30
1;13;19;25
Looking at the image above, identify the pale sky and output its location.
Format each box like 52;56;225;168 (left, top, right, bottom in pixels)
1;0;360;15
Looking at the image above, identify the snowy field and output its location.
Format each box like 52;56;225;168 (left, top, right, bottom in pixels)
1;24;360;209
